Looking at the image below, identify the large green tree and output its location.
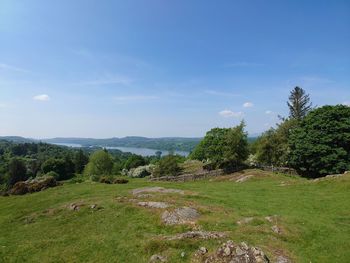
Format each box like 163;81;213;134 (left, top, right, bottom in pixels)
84;150;114;180
8;158;28;186
190;122;249;171
287;86;312;120
288;105;350;178
153;155;182;177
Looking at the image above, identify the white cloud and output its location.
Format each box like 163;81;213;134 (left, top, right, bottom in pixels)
243;102;254;108
265;110;273;114
33;94;50;101
0;63;29;73
342;101;350;106
219;110;243;118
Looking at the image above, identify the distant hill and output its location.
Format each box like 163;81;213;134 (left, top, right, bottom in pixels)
42;136;202;152
0;135;259;152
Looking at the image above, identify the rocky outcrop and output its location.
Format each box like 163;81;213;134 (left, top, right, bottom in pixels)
149;169;224;182
149;254;167;262
132;187;184;196
164;231;226;240
161;207;200;225
137;201;170;209
8;176;60;195
203;240;269;263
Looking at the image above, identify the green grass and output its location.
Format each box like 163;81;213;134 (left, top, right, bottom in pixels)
0;170;349;262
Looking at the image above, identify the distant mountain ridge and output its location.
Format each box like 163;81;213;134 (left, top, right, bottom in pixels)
0;135;258;152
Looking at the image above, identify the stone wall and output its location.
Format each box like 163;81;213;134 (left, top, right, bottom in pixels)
149;169;224;182
259;166;298;175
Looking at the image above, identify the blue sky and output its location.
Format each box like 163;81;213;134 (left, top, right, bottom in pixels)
0;0;349;138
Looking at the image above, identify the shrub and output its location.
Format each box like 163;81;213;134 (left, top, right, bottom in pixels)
190;122;249;172
8;158;28;186
113;178;129;184
288;105;350;178
153;155;182;177
84;150;114;181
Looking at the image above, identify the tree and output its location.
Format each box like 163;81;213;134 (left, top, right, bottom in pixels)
153;155;182;177
190;122;249;171
84;150;114;180
288;105;350;178
74;150;89;173
41;158;70;180
8;158;28;186
123;155;146;170
255;118;299;167
287;86;312;120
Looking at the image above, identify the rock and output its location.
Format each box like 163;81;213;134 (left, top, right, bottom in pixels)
136;194;153;198
90;204;97;209
132;187;184;196
8;176;59;195
149;254;167;262
137;201;170;209
161;207;199;225
275;255;291;263
237;217;254;225
69;203;80;211
128;165;155;178
164;231;226;240
204;240;269;263
181;252;186;257
199;247;208;254
235;174;254;183
271;225;281;234
265;215;278;223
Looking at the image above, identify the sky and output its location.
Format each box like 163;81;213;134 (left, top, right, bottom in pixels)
0;0;349;138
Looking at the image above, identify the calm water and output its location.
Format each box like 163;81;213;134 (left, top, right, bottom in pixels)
52;143;189;157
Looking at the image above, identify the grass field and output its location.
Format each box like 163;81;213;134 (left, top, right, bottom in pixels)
0;170;349;263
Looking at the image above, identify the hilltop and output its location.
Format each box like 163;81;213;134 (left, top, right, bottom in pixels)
1;169;349;262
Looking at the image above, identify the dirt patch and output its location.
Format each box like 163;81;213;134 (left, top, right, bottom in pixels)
164;231;226;240
138;201;170;209
161;207;200;225
132;187;184;196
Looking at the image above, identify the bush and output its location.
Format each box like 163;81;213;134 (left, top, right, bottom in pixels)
153;155;182;177
114;178;129;184
84;150;114;181
288;105;350;178
44;171;60;180
124;155;147;170
8;158;28;186
190;122;249;172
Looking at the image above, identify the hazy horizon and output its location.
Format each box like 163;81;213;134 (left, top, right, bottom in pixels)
1;0;349;138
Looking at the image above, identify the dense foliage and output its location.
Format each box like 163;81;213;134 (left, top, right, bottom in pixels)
288;105;350;177
84;150;114;181
190;122;249;171
153;155;182;177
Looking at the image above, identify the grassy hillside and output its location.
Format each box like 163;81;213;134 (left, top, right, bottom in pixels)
0;170;349;262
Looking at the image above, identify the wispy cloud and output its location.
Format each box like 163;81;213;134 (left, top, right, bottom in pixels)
243;102;254;108
224;62;264;67
219;110;243;118
265;110;273;114
205;90;240;97
77;74;132;86
0;63;29;73
33;94;50;101
114;95;159;102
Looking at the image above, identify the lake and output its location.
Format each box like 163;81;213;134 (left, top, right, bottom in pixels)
51;143;189;157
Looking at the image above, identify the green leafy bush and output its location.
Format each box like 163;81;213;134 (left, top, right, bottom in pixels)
288;105;350;178
153;155;182;177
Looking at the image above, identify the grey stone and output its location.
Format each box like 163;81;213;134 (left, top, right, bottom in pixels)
164;231;226;240
132;187;184;196
149;254;167;262
161;207;199;225
137;201;170;209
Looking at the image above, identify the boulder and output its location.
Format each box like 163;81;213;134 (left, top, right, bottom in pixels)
203;240;270;263
164;231;226;240
137;201;170;209
149;254;167;262
161;207;199;225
